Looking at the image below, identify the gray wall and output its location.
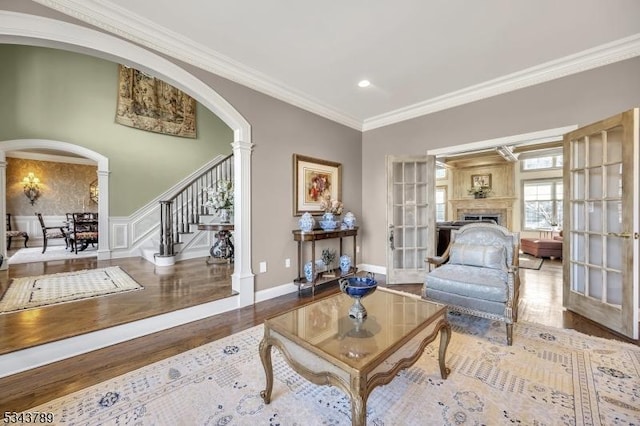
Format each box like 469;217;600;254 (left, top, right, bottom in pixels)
362;56;640;266
181;62;363;291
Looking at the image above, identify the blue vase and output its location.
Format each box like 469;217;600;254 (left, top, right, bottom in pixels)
299;212;315;232
339;255;351;274
304;261;314;282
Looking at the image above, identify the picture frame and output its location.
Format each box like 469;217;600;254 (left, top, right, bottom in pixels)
293;154;342;216
471;173;492;188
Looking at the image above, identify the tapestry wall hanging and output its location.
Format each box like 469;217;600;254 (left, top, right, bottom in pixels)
115;64;197;138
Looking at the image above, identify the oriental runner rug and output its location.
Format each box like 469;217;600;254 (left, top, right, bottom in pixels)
0;267;142;314
25;313;640;425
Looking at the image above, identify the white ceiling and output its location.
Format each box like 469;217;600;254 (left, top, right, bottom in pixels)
35;0;640;130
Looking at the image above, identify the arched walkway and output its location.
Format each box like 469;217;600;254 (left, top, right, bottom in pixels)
0;11;254;306
0;139;109;257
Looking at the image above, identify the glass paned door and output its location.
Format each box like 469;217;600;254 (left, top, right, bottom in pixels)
386;155;435;284
563;109;639;339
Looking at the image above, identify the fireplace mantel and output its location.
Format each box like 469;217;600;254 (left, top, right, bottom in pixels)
449;197;517;229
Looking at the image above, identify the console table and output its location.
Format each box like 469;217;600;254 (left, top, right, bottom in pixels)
292;227;358;296
197;223;234;264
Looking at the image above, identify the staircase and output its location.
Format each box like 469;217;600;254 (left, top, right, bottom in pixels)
154;154;233;265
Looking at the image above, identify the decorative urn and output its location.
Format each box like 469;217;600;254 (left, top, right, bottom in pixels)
339;273;377;319
343;212;356;229
299;212;315;232
339;255;352;274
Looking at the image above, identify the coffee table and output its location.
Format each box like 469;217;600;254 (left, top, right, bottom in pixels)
259;287;451;426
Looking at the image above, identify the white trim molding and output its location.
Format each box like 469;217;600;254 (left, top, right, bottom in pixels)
363;34;640;131
427;125;578;157
25;2;640;131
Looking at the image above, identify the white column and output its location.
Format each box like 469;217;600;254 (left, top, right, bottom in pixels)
0;154;7;270
96;169;111;260
232;140;255;307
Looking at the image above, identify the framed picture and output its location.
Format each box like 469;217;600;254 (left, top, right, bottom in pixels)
471;174;492;188
293;154;342;216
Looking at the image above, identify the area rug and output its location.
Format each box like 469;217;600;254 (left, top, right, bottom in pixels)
8;246;97;265
519;252;544;270
25;314;640;425
0;267;143;314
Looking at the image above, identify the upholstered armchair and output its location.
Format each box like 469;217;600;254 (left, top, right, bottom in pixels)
423;223;520;345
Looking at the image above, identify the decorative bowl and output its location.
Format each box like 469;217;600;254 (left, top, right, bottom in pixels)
339;273;377;319
319;220;338;230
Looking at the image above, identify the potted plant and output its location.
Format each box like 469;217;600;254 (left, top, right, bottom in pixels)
468;185;491;199
204;179;234;223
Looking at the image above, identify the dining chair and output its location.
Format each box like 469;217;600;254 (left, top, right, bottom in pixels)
35;213;67;253
6;213;29;250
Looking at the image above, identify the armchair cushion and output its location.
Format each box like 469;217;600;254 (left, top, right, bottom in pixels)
449;243;507;271
426;264;508;303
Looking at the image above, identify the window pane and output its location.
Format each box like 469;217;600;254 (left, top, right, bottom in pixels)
523;179;562;229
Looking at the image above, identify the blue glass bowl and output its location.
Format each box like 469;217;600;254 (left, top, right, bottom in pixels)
340;276;377;298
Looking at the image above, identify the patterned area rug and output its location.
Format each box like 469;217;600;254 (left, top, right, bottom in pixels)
8;246;97;265
0;267;143;314
519;252;544;270
26;313;640;425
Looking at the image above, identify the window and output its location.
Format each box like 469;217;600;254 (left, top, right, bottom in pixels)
435;187;447;222
435;167;447;179
522;179;563;230
521;153;563;171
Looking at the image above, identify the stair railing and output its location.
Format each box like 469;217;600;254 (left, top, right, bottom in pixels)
158;154;233;257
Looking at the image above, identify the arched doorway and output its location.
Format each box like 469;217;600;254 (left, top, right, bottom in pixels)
0;139;109;258
0;11;254;306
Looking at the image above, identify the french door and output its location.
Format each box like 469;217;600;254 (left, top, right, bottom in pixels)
386;155;435;284
563;108;639;339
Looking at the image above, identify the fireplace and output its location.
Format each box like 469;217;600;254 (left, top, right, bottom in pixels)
449;197;516;229
461;213;501;225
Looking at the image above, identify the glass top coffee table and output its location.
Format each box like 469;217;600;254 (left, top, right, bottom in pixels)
259;287;451;426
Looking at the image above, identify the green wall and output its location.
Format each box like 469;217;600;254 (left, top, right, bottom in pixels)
0;45;233;215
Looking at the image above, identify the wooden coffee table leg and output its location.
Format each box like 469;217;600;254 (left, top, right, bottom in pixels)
259;337;273;404
438;320;451;379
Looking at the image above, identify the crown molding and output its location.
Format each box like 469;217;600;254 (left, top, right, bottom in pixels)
31;1;640;132
6;150;96;165
363;33;640;131
31;0;362;130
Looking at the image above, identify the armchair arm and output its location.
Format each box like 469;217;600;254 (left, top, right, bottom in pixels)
426;255;448;266
426;244;452;267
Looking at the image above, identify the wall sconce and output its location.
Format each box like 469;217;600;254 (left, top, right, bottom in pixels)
22;172;41;205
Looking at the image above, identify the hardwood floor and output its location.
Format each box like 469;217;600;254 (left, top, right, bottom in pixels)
0;254;235;356
0;254;637;412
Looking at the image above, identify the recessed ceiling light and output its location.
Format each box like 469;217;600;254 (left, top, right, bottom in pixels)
358;80;371;88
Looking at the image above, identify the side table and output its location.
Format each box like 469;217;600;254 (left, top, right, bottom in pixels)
292;227;358;296
197;223;234;263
